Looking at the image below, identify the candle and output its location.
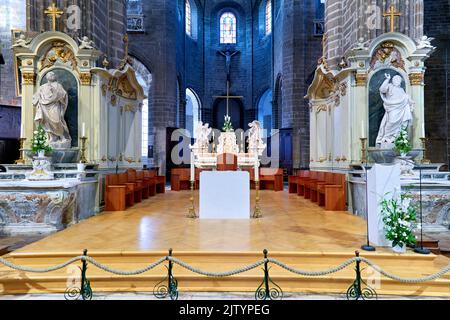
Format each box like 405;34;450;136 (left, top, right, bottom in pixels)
255;163;259;182
190;150;195;182
82;122;86;137
361;121;365;138
422;123;425;138
20;123;24;138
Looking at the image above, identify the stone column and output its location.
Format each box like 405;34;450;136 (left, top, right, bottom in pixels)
19;58;36;151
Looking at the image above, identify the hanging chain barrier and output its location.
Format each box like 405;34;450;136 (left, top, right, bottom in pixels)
1;249;449;300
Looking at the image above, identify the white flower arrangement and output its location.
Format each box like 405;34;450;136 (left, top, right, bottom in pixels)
31;124;52;154
380;192;417;249
394;126;412;155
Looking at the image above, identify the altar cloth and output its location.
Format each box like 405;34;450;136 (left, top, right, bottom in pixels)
199;171;250;219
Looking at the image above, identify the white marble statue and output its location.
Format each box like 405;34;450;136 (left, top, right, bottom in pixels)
78;36;95;50
248;120;266;156
33;72;72;149
376;74;414;148
416;35;435;50
11;34;31;48
217;132;239;155
353;37;369;51
193;121;211;152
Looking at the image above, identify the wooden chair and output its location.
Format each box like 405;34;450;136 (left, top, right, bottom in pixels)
117;172;137;207
136;170;150;199
317;173;347;211
153;170;166;194
292;170;310;196
306;171;326;202
143;170;156;196
260;168;284;191
171;168;191;191
127;169;144;203
105;174;127;211
105;173;135;211
301;171;317;199
288;171;300;193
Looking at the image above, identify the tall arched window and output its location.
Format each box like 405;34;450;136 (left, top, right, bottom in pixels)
220;12;237;44
186;88;201;137
185;0;192;36
265;0;272;35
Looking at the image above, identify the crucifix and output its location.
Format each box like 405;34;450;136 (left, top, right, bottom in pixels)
383;4;402;33
45;3;64;32
218;48;240;83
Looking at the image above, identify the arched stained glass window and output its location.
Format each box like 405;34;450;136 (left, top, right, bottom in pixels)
186;0;192;36
265;0;272;35
220;12;237;44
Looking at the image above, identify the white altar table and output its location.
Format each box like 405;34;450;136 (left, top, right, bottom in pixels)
199;171;250;219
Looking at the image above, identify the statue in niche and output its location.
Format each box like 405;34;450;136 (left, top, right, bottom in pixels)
376;74;414;149
33;72;72;149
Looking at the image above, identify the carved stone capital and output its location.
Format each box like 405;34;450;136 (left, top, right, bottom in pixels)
355;73;368;87
22;72;36;85
409;72;424;86
80;72;92;86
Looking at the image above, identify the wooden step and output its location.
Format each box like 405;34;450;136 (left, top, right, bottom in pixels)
0;250;449;297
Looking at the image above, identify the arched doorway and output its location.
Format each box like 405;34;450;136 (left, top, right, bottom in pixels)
186;88;201;137
130;57;152;164
213;99;243;130
257;89;273;132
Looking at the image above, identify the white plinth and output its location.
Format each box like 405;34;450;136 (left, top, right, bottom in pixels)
367;163;401;246
199;171;250;219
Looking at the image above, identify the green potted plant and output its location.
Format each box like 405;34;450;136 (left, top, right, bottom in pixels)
380;193;417;253
222;115;234;132
31;124;52;158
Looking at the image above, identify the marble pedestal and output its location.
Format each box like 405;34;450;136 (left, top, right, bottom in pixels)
0;179;98;235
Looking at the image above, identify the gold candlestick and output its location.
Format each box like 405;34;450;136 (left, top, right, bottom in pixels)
15;138;27;165
187;181;198;218
360;138;368;164
253;181;262;218
420;137;431;164
80;136;88;164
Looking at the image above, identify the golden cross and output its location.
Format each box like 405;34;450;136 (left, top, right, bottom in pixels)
383;4;402;33
45;3;64;31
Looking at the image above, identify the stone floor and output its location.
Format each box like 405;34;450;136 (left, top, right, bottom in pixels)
0;292;447;300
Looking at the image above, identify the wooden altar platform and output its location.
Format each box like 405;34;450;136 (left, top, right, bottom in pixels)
0;191;449;297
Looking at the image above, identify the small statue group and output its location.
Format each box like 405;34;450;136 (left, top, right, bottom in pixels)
193;121;212;152
248;120;266;156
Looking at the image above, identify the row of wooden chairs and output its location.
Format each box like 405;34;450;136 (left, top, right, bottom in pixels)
105;169;165;211
171;167;284;192
289;170;347;211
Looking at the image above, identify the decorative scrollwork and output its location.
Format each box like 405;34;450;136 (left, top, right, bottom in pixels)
255;268;283;301
255;250;283;301
153;250;178;300
153;266;179;300
346;252;377;300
